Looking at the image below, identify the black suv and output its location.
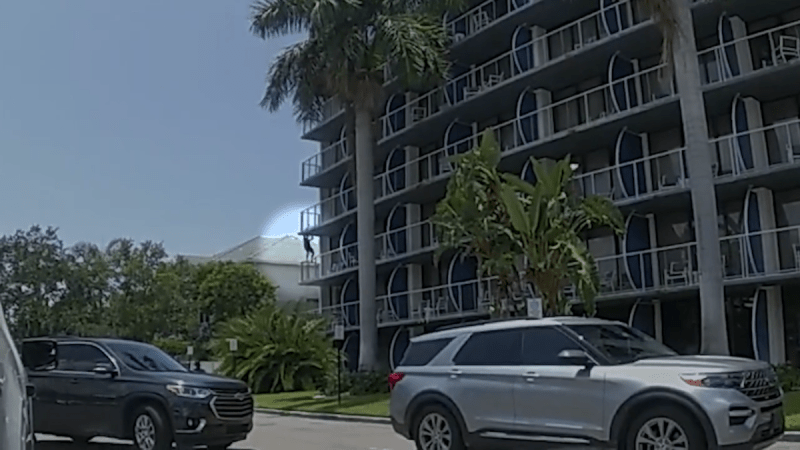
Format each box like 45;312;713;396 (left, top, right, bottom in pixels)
21;337;253;450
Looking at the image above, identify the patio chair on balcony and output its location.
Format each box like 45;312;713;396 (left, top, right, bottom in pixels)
484;73;504;89
411;106;427;122
659;173;684;189
464;84;483;99
664;261;689;286
471;11;490;33
774;35;800;64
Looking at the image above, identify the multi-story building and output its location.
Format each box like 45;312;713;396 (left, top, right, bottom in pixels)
296;0;800;371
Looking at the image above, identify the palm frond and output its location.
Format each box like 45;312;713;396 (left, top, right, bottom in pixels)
375;12;451;89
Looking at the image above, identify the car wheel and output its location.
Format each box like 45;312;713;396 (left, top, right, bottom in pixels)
625;405;706;450
69;435;92;444
131;405;172;450
413;404;465;450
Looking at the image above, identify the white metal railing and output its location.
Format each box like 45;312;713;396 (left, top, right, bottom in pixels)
375;220;438;262
299;240;359;283
709;118;800;179
380;0;646;140
445;0;515;43
698;17;800;86
564;241;700;298
301;139;349;183
376;277;495;325
574;146;688;201
719;224;800;281
299;187;357;233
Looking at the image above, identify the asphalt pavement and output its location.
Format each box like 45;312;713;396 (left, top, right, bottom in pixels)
34;413;800;450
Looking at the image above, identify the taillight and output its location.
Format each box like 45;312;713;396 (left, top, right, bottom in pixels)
388;372;405;391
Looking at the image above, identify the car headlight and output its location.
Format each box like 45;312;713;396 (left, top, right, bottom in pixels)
681;373;742;389
166;384;212;399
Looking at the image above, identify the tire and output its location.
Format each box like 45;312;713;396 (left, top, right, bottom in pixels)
412;404;465;450
130;405;172;450
624;405;706;450
69;435;92;444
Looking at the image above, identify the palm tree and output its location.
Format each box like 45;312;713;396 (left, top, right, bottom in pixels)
250;0;463;371
642;0;729;355
433;131;625;318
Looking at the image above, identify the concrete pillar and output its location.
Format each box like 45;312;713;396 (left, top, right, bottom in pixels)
742;97;768;170
532;26;549;67
755;188;779;274
765;286;786;364
406;146;420;185
535;89;553;138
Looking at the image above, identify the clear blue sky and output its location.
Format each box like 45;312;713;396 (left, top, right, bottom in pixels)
0;0;319;256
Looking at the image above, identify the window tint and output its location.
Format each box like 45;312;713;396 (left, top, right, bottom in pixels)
399;338;453;366
57;344;111;372
453;329;522;366
522;327;583;365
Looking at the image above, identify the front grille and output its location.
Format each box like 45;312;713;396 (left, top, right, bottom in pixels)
737;369;781;402
210;388;254;420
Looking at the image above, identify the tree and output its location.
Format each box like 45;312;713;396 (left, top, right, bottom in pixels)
55;242;113;336
639;0;728;354
250;0;463;370
194;261;277;326
212;302;337;393
433;131;624;317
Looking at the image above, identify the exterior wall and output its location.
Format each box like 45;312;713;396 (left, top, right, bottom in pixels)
252;262;320;304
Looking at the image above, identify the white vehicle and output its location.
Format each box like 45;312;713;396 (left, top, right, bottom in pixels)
0;302;55;450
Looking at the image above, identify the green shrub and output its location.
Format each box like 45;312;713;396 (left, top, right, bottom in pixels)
318;369;354;396
153;335;190;358
349;370;389;395
774;364;800;391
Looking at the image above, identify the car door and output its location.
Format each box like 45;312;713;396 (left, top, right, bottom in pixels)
513;326;605;441
21;341;61;435
50;343;123;437
444;328;521;434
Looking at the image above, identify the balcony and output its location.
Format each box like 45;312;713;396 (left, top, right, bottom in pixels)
376;278;494;327
698;16;800;110
710;118;800;183
302;97;347;142
375;219;438;264
299;239;358;284
720;225;800;284
378;0;658;147
300;138;350;187
373;63;677;210
300;185;356;235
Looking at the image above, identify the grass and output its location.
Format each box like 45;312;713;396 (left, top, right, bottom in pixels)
254;390;390;417
255;389;800;428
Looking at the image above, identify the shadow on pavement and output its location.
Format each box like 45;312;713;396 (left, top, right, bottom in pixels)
36;438;253;450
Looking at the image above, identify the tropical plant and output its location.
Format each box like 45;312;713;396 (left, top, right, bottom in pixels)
212;302;338;393
433;131;624;317
250;0;464;370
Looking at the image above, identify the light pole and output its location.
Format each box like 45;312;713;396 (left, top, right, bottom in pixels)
333;323;344;405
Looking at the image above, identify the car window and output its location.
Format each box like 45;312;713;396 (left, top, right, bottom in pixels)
105;341;187;372
453;329;522;366
522;326;583;365
400;338;453;366
57;344;112;372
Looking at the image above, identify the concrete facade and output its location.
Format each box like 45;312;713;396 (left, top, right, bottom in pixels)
297;0;800;371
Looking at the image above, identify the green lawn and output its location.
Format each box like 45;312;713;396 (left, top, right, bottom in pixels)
785;390;800;431
254;391;390;417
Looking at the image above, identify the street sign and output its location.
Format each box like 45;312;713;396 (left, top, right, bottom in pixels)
527;297;543;319
228;338;238;352
333;324;344;342
186;346;194;356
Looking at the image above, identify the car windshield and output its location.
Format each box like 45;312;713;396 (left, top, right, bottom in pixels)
105;341;187;372
567;324;677;364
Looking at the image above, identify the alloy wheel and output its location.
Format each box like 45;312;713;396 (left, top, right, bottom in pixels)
634;417;689;450
418;412;453;450
134;413;157;450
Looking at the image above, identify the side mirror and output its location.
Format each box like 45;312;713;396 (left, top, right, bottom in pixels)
558;349;594;367
22;340;57;371
92;364;118;377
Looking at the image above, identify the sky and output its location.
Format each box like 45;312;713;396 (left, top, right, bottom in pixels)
0;0;319;256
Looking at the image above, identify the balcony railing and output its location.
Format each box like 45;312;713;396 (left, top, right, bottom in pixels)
301;139;349;183
445;0;519;43
376;278;494;325
300;240;359;283
574;146;688;201
302;97;346;135
374;63;674;206
698;17;800;87
710;118;800;179
720;224;800;281
300;187;356;233
375;220;438;262
380;0;645;140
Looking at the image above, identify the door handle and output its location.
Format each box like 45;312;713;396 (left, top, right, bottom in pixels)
524;372;539;382
449;369;462;379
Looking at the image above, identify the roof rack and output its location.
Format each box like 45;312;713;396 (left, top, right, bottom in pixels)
435;316;540;332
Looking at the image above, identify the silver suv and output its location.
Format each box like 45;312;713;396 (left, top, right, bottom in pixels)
388;317;784;450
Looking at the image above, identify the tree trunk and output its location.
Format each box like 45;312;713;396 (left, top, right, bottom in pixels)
672;0;729;355
354;106;379;371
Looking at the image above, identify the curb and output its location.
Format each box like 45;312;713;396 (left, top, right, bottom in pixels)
256;408;391;425
783;432;800;442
